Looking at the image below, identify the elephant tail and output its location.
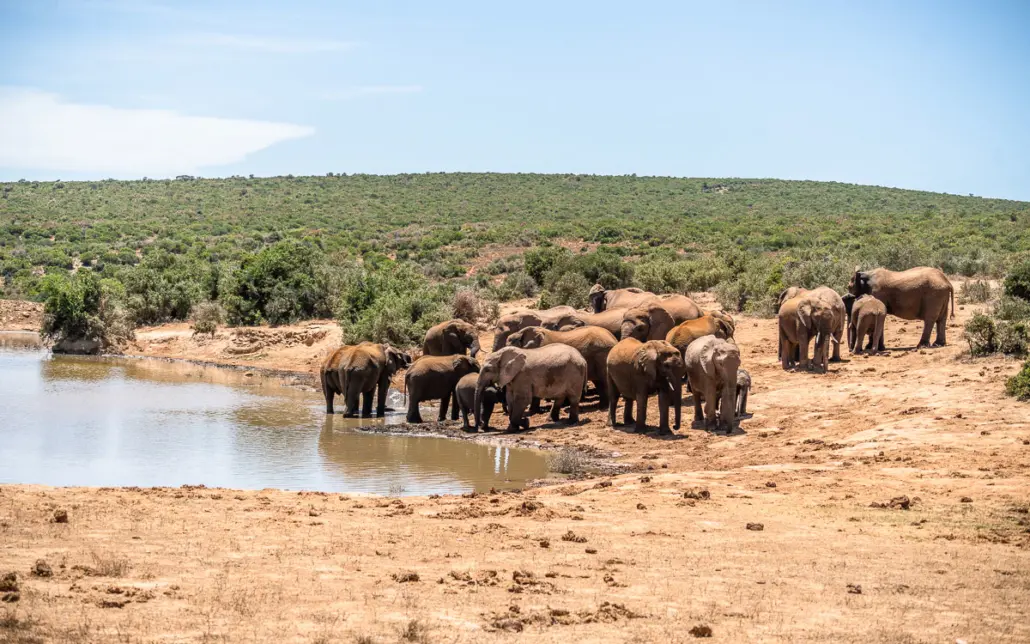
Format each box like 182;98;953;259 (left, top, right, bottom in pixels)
950;284;956;319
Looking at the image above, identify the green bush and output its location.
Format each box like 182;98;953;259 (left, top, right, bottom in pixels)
490;271;538;301
223;240;333;325
1004;260;1030;301
39;270;133;351
958;280;993;304
538;272;591;309
996;321;1030;357
993;296;1030;322
964;313;996;357
190;301;225;336
1005;361;1030;401
523;246;570;285
120;251;205;325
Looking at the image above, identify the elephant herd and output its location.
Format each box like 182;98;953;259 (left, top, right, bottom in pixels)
321;265;955;438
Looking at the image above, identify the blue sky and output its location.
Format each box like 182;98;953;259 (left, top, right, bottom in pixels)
1;0;1028;199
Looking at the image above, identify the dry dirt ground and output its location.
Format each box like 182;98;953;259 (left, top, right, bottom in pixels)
3;288;1030;642
0;299;42;332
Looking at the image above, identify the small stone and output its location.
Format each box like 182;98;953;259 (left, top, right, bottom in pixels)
846;583;862;594
391;571;419;583
539;539;550;548
765;482;777;488
746;522;764;531
684;488;710;501
0;573;18;592
689;624;713;638
52;509;68;524
585;548;597;554
960;496;973;503
636;503;646;510
661;463;668;469
31;560;52;578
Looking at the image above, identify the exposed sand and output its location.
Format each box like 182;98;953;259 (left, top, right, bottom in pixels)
2;288;1029;642
0;299;42;332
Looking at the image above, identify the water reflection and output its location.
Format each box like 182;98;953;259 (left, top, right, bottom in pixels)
0;336;548;495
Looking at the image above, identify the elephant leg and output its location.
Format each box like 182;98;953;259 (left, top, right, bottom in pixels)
873;318;885;353
738;389;748;417
344;380;362;417
376;373;390;416
550;397;563;423
798;329;810;370
916;318;933;348
482;402;493;432
692;386;703;423
567;392;581;425
361;390;374;416
830;328;843;362
780;329;792;370
508;394;531;432
933;307;948;346
461;405;472;431
595;377;608;407
321;371;335;414
530;397;542;414
607;375;619;427
438;394;450;422
656;389;670;435
450;390;460;421
634;393;648;432
672;383;681;430
406;394;423;424
703;385;718;427
624;396;635;426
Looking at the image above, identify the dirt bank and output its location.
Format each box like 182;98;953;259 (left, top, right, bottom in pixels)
0;299;42;332
2;287;1030;642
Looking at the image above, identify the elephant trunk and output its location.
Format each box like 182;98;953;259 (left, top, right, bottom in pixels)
669;379;681;429
470;335;481;359
719;382;736;431
491;332;504;353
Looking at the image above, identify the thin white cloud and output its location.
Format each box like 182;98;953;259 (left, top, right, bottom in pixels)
323;85;424;101
192;32;356;54
0;87;314;177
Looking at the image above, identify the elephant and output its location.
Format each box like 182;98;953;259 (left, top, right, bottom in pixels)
776;286;846;362
404;355;480;423
490;306;583;351
605;338;686;435
666;310;735;357
683;336;741;433
733;368;751;417
321;342;411;416
843;293;887;354
778;293;837;372
849;267;954;348
655;294;703;324
588;284;655;313
564;308;627;338
505;325;618;405
423;318;481;357
455;372;504;432
475;345;587;432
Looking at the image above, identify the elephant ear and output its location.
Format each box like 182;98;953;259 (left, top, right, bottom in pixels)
716;318;734;339
497;350;527;388
634;344;659;382
797;301;813;328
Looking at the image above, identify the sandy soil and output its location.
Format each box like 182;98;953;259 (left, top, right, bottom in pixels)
0;299;42;332
2;288;1030;642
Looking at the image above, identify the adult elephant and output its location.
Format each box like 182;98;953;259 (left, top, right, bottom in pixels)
505;325;618;405
849;267;954;348
606;338;685;435
778;293;837;372
776;286;846;362
490;306;582;351
621;296;702;342
684;336;741;433
321;343;410;416
564;309;626;338
423;319;481;357
588;285;655;313
404;355;480;423
666;311;735;357
475;345;587;432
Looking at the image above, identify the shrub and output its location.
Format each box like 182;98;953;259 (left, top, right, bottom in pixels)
1004;260;1030;301
484;255;522;275
538;271;591;309
959;280;993;304
996;321;1030;357
993;296;1030;322
964;313;996;357
490;271;538;301
190;301;225;336
224;240;332;325
120;251;205;325
40;270;133;352
523;246;570;285
1005;361;1030;401
452;288;483;324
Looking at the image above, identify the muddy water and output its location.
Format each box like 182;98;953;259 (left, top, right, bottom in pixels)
0;332;548;495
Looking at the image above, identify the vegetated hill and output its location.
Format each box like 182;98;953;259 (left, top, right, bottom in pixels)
1;173;1028;302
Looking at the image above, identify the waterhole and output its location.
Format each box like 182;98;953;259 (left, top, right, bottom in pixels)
0;332;549;495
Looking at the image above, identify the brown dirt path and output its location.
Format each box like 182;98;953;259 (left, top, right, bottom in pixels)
2;287;1030;642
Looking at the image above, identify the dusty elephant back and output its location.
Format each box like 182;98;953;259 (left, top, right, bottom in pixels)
656;294;702;323
542;326;618;355
595;287;655;312
567;309;626;337
864;267;953;319
666;313;732;355
522;344;587;400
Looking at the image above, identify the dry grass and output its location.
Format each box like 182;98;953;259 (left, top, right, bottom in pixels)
549;447;585;475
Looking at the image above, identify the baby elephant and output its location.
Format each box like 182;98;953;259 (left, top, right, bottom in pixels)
734;368;751;416
455;373;504;432
843;293;887;354
404;355;480;423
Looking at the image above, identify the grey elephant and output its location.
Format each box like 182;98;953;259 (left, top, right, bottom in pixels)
404;355;480;423
490;306;583;351
843;293;887;354
849;267;953;348
455;372;504;432
320;342;410;416
505;325;617;405
777;286;846;362
588;284;657;313
606;338;685;435
475;345;587;432
684;336;741;433
564;308;627;338
423;319;481;357
779;293;837;372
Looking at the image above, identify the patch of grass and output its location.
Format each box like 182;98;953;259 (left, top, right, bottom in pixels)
959;279;993;304
89;551;130;577
964;313;996;357
549;447;585;475
1005;361;1030;401
399;619;430;643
